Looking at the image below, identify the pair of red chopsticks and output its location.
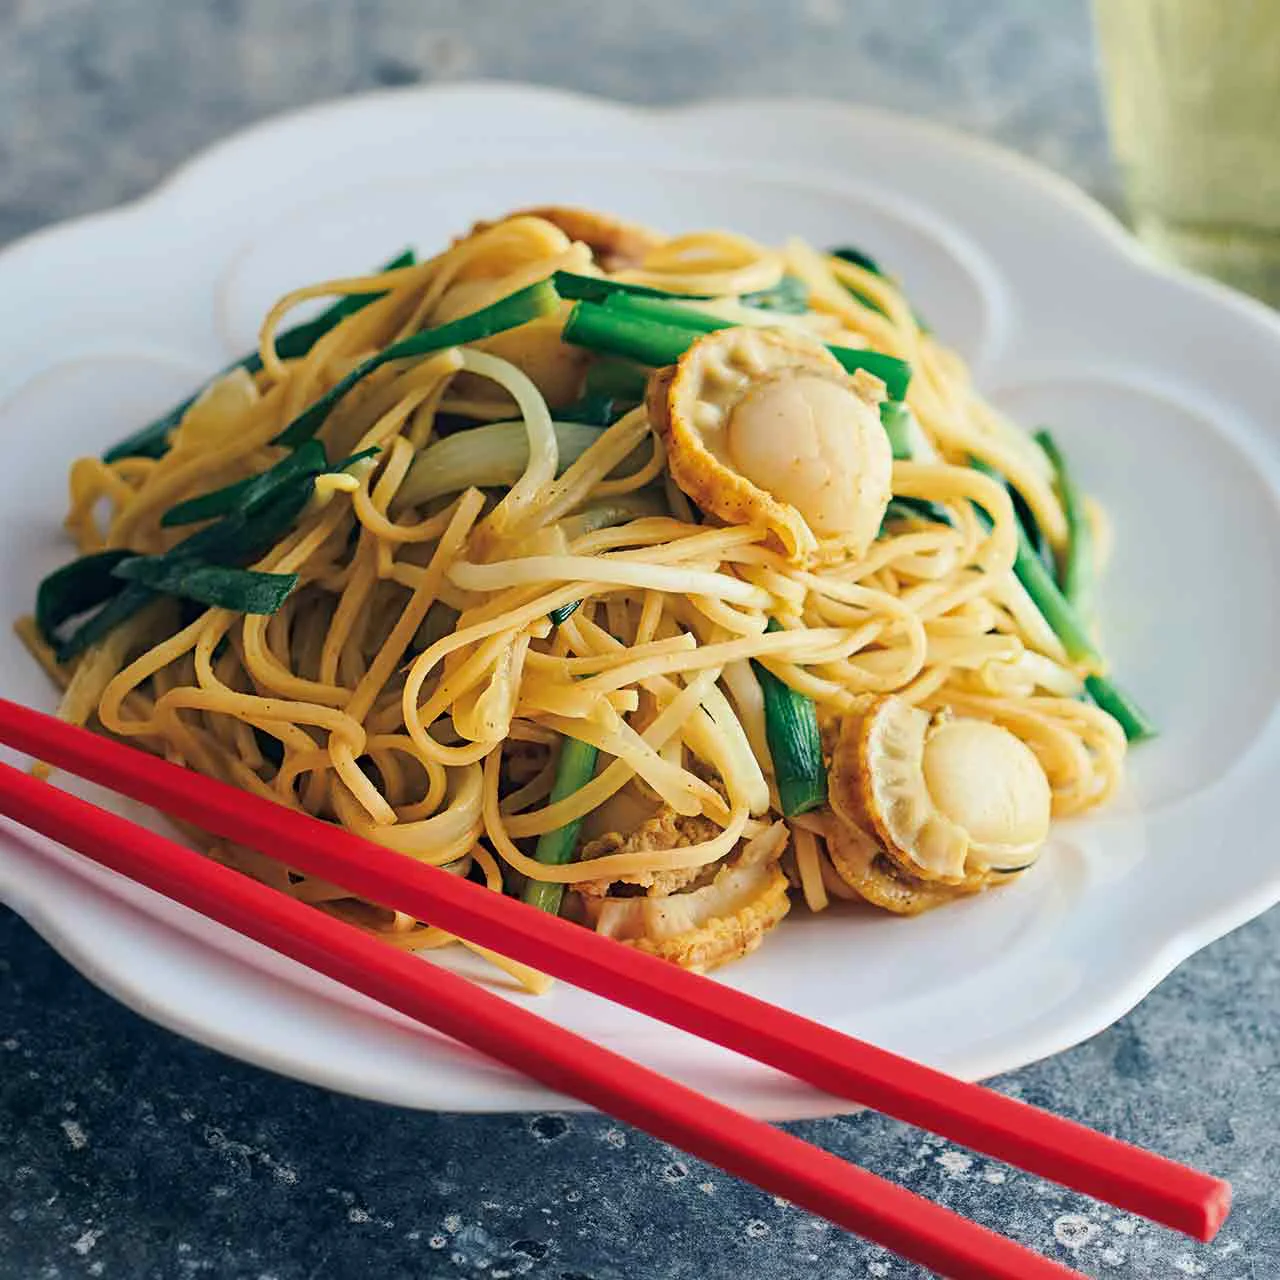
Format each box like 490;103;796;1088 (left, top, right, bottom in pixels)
0;698;1228;1279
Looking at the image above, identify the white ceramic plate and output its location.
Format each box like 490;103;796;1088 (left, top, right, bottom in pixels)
2;84;1279;1119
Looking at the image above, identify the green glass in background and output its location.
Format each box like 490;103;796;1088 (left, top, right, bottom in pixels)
1093;0;1280;307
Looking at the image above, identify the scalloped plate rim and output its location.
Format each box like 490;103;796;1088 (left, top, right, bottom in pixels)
1;82;1278;1116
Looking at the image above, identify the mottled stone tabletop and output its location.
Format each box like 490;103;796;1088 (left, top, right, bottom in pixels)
1;2;1277;1278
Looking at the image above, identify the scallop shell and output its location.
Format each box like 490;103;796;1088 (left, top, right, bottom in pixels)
830;697;1051;884
649;327;891;564
578;822;791;972
824;815;978;915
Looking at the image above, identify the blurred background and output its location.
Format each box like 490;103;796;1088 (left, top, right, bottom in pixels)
2;3;1277;1279
0;0;1112;245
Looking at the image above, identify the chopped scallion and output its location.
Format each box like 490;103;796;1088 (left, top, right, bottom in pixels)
161;443;378;527
273;277;561;447
522;736;599;914
1084;674;1157;744
830;245;887;277
112;559;298;615
54;582;158;664
552;270;705;304
753;620;827;817
162;440;327;527
583;356;650;403
970;458;1096;664
547;601;582;627
555;393;628;427
44;473;317;661
35;550;134;646
828;244;930;333
969;458;1154;742
102;249;415;463
879;401;914;462
1034;429;1095;620
562;300;699;368
740;274;810;314
562;298;912;399
882;496;952;530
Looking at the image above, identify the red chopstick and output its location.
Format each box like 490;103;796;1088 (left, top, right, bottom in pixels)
0;757;1083;1280
0;700;1230;1244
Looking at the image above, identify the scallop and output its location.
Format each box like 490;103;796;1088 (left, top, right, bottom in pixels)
830;696;1051;884
649;327;892;563
824;815;974;915
572;799;722;898
577;822;791;972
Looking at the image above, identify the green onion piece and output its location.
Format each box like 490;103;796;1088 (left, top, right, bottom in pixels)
563;299;912;399
161;443;378;528
273;277;561;447
252;725;286;769
1084;674;1157;744
547;601;581;627
113;559;298;615
829;245;931;333
599;292;726;334
561;352;649;422
104;424;173;467
879;400;914;461
584;356;650;402
562;301;701;368
560;267;808;315
274;249;417;353
829;245;892;320
43;475;318;660
555;392;627;427
740;274;810;314
969;458;1154;742
552;270;706;303
169;481;316;566
55;582;157;664
600;292;913;392
102;249;416;463
161;440;328;527
1004;533;1088;664
266;249;417;361
877;405;951;530
523;736;600;914
1009;482;1053;572
333;445;382;470
970;458;1096;665
830;245;886;277
967;457;1052;569
35;550;134;645
1034;429;1095;620
752;620;826;817
881;496;952;531
826;346;911;397
600;288;812;335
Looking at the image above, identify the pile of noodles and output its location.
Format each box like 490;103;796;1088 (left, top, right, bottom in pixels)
18;210;1126;992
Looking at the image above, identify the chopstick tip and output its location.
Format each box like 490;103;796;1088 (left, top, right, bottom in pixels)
1197;1178;1233;1242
